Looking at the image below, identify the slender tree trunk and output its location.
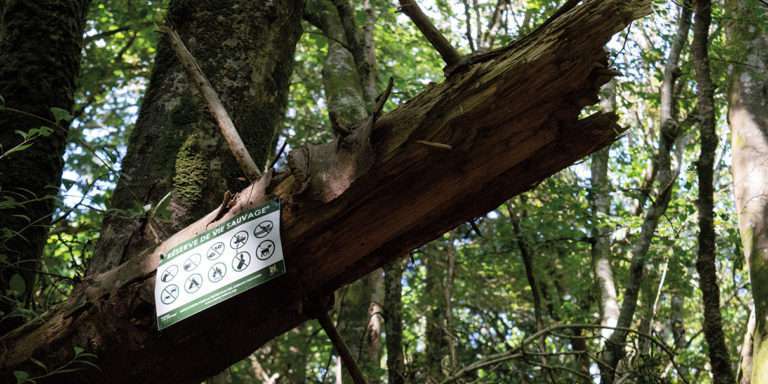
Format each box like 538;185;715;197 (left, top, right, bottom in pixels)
670;286;688;379
0;0;90;333
601;2;691;379
591;80;619;344
507;201;544;330
424;242;449;383
692;1;735;382
727;0;768;382
384;259;406;384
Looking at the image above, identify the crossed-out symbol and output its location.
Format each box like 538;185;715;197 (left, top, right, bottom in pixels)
253;220;274;238
160;284;179;305
230;230;249;249
256;240;276;260
183;253;201;272
207;242;225;260
185;274;203;294
232;251;251;272
208;262;226;283
160;265;179;283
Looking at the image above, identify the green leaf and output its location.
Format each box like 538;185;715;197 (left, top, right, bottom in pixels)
50;107;72;124
9;274;26;296
73;346;84;355
14;370;30;384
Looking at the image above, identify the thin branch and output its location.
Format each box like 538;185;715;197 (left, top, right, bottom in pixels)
441;324;689;384
316;310;369;384
159;26;262;180
84;21;153;43
398;0;461;66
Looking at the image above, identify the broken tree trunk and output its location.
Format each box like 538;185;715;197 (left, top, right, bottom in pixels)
0;1;649;383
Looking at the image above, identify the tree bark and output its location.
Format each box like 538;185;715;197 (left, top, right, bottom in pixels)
692;0;735;382
424;242;449;383
0;1;649;383
591;80;618;342
727;0;768;382
741;305;756;384
384;259;406;384
0;0;90;333
88;0;302;275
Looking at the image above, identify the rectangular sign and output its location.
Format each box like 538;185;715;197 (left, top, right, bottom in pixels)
155;200;285;330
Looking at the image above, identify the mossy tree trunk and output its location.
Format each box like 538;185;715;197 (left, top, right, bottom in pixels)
306;1;385;381
89;0;303;275
692;0;735;382
0;1;648;383
0;0;90;334
728;0;768;382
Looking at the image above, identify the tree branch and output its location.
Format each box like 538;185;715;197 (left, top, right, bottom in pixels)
159;26;262;181
398;0;462;66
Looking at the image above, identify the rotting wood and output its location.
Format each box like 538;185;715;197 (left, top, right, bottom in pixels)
0;1;650;383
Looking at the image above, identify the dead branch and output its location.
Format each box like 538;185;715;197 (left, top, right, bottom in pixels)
398;0;462;66
160;26;262;181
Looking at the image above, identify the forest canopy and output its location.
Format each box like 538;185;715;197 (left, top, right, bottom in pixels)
1;0;767;384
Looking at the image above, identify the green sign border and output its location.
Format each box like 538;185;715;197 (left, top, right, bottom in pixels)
156;200;284;330
158;260;285;330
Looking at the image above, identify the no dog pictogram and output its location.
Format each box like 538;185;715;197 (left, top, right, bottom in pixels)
256;240;275;260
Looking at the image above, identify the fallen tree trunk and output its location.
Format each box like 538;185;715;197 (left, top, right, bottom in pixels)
0;1;649;383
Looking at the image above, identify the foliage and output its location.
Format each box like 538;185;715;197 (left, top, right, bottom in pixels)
2;0;760;383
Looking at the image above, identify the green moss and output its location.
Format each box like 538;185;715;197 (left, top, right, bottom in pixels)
173;133;208;208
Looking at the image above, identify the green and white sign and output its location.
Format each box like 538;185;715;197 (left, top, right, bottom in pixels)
155;200;285;330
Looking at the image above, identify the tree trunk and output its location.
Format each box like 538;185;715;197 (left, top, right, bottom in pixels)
384;259;406;384
0;1;649;383
727;0;768;382
306;1;384;380
591;80;618;343
0;0;90;333
692;0;735;382
740;305;756;384
424;242;449;383
88;0;302;274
